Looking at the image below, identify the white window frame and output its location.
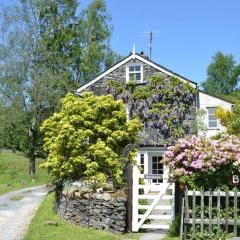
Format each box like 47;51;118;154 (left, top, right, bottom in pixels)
151;156;163;183
126;63;143;83
207;107;219;129
140;153;144;174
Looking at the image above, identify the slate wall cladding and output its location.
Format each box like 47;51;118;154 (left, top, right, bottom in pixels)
55;190;127;232
82;58;197;144
84;59;167;95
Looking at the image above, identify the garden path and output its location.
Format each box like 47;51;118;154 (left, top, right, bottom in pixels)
0;185;47;240
139;230;167;240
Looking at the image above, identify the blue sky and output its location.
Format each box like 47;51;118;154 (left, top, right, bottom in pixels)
83;0;240;85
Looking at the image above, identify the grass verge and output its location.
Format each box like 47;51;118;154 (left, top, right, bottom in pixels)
24;193;140;240
0;152;49;195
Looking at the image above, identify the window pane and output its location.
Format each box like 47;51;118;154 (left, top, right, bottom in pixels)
209;115;216;121
135;66;141;71
129;73;135;80
129;66;134;72
135;73;141;80
209;121;217;128
152;163;157;169
140;154;144;164
152;170;157;174
208;107;216;114
159;163;163;170
152;157;157;161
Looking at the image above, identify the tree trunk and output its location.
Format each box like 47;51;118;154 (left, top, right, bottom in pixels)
28;122;37;176
29;155;36;175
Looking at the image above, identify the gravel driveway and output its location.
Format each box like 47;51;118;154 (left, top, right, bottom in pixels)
0;185;48;240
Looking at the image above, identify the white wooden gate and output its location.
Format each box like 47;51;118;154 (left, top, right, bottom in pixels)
132;164;175;232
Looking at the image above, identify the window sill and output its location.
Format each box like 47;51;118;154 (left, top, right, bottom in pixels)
207;128;220;130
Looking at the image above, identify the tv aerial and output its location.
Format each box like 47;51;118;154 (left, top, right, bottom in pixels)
141;29;162;60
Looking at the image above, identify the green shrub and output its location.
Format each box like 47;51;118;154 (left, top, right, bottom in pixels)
41;92;141;188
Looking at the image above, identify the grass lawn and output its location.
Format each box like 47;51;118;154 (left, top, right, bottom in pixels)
24;193;140;240
0;152;49;195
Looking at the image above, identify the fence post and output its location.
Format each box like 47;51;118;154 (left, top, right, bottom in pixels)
180;197;185;240
126;164;133;232
175;182;181;216
184;187;189;240
132;164;139;232
225;187;229;234
192;189;196;239
234;187;238;237
217;188;220;238
209;188;212;238
200;187;204;238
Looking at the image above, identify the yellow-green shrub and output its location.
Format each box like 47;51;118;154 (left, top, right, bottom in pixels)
41;92;141;187
214;106;233;127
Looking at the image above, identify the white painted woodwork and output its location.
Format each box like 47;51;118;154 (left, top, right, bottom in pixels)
198;91;233;137
138;214;172;220
132;157;175;232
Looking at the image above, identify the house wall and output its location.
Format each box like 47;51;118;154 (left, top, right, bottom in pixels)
198;91;233;137
83;59;168;95
82;58;197;141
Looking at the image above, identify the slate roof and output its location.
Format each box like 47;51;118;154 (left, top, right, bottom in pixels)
139;128;165;147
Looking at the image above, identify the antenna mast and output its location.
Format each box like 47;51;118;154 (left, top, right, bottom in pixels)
141;29;161;60
149;31;153;60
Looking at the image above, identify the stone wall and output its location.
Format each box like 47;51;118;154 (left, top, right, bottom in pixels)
55;189;127;232
84;59;167;96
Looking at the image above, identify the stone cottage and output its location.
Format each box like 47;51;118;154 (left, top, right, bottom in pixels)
76;48;233;232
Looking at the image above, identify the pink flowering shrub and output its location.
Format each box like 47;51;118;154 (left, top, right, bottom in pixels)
163;134;240;189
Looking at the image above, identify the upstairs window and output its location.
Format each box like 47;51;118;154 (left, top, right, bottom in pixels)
207;107;218;128
126;64;143;82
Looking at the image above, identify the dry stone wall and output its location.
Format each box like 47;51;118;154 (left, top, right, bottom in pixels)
55;190;127;232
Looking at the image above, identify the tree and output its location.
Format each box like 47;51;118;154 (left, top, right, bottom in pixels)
202;51;240;96
35;0;118;85
215;105;240;136
0;0;118;175
41;92;141;188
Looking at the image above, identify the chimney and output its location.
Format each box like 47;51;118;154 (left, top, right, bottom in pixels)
140;51;149;59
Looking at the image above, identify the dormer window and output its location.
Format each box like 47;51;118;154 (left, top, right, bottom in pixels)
126;63;143;82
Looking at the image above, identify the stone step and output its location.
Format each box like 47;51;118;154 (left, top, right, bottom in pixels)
141;224;170;230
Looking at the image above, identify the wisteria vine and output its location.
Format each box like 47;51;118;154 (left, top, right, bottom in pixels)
106;75;196;145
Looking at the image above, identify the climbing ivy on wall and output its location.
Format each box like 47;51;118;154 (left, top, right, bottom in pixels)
107;75;196;145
